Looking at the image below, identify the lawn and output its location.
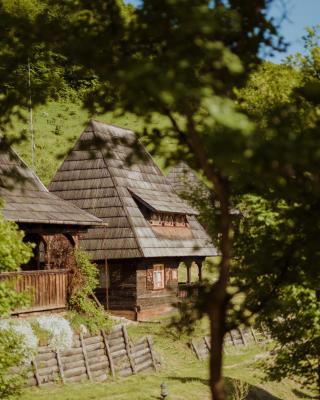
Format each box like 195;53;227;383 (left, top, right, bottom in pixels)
20;314;312;400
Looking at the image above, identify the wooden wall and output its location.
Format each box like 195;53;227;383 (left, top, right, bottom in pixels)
0;270;70;313
136;258;179;320
96;258;180;320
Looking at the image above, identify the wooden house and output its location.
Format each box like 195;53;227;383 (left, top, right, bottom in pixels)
49;121;217;320
0;145;103;313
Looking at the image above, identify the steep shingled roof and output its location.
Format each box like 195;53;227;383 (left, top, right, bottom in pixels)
49;121;217;260
0;145;103;227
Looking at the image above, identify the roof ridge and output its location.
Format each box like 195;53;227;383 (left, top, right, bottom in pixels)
91;122;144;258
7;146;49;193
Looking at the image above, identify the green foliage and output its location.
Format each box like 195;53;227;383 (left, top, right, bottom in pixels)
238;61;301;125
0;329;29;399
3;0;320;395
0;213;33;396
232;195;320;390
30;321;51;346
0;211;33;316
68;250;112;334
0;281;30;317
0;213;33;272
265;287;320;388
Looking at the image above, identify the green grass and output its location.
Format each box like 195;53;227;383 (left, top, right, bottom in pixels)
19;314;312;400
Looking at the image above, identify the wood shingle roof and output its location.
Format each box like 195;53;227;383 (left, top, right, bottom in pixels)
0;145;103;227
49;121;217;259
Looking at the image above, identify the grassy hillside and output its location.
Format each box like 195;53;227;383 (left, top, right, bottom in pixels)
10;100;171;186
20;315;312;400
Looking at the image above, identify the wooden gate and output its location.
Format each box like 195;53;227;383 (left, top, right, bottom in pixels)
0;270;70;313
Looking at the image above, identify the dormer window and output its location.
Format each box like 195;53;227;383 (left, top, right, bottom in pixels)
149;212;188;227
163;214;174;227
150;212;161;226
128;187;198;235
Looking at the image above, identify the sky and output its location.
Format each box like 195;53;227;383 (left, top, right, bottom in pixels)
269;0;320;63
125;0;320;64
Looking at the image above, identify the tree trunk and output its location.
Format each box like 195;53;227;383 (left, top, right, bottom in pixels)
208;285;228;400
169;112;232;399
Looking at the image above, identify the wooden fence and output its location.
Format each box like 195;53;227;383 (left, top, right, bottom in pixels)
0;270;70;313
190;327;270;360
17;324;158;387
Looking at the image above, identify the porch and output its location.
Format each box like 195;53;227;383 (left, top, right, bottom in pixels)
0;269;71;314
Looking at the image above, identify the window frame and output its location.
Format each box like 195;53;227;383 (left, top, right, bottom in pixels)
153;264;165;290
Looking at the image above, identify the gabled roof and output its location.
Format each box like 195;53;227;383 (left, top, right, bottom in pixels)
49;121;217;260
0;145;104;227
167;162;239;216
128;187;198;215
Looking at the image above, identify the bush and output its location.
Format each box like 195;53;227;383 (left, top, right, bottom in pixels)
0;212;35;398
0;321;38;399
0;212;34;316
34;316;73;351
68;250;113;334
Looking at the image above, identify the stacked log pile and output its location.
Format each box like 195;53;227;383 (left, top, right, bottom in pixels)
190;327;270;360
19;324;157;387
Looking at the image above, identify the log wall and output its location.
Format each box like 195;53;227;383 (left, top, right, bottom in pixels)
190;327;271;360
17;324;158;387
96;258;180;320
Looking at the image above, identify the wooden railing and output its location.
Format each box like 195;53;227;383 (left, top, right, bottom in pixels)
0;270;71;313
177;283;199;299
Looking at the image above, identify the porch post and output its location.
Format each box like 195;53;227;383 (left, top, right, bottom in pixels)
186;260;192;284
105;259;109;311
196;260;203;282
43;236;51;269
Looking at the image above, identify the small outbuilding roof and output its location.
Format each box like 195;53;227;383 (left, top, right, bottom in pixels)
0;145;104;227
166;162;210;197
49;120;217;260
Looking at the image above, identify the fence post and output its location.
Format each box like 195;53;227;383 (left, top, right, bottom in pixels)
80;332;92;381
146;336;158;372
122;325;136;374
31;359;41;386
56;350;65;384
101;330;115;378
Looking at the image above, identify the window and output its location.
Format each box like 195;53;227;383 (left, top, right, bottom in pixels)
175;214;187;227
148;212;188;227
153;264;164;289
171;269;178;281
150;212;161;226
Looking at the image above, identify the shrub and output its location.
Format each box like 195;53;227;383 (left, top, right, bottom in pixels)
0;212;33;317
0;329;29;399
68;250;113;334
35;316;73;351
0;320;38;399
0;320;38;356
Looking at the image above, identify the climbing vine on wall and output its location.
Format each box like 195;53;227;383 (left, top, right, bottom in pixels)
68;250;113;334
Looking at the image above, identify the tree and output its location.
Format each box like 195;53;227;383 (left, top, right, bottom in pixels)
233;195;320;391
229;30;320;394
52;1;285;398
